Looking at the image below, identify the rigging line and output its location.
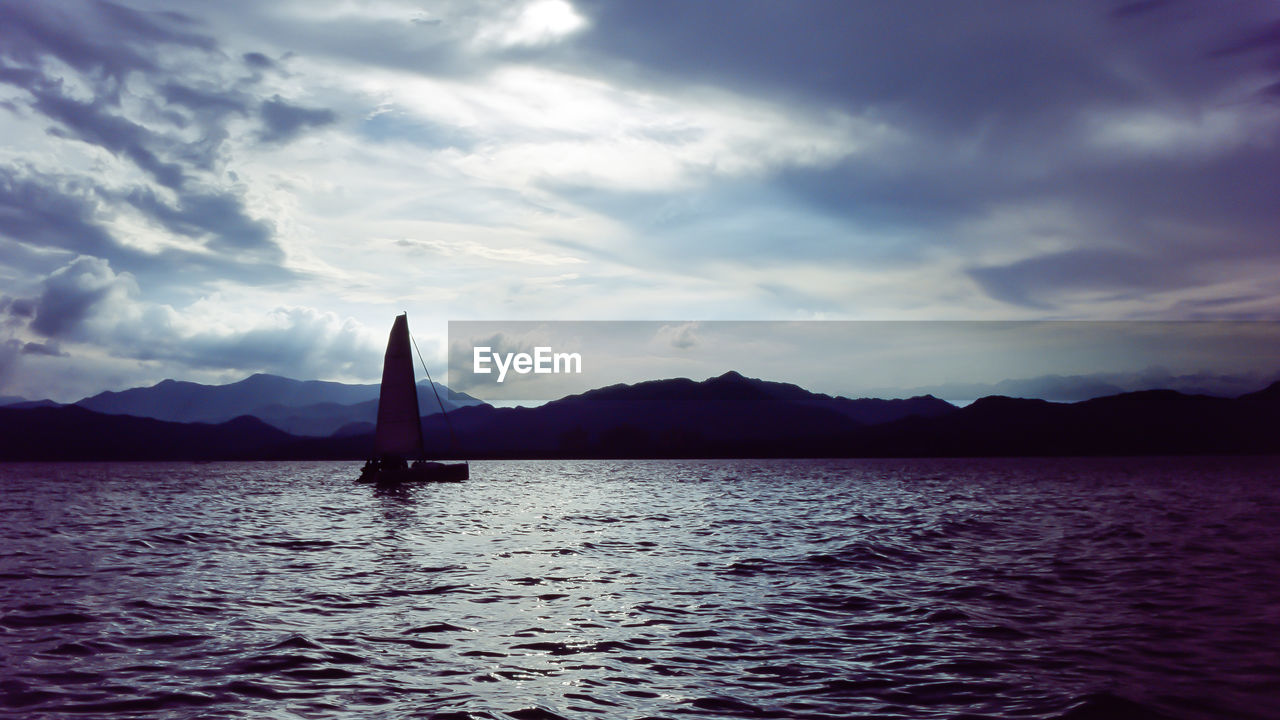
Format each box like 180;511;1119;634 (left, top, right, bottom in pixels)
410;330;464;458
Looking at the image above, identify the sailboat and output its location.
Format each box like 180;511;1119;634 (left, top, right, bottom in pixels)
357;313;468;484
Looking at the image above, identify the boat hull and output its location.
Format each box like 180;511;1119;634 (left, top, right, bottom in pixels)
357;462;468;484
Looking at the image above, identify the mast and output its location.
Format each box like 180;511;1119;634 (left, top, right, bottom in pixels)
374;313;424;459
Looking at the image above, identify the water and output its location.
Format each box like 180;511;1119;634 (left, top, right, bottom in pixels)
1;458;1278;719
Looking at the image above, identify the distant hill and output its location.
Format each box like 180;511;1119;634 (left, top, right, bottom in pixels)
842;382;1280;457
0;406;301;461
74;373;483;436
727;371;955;424
416;371;863;457
412;371;956;457
2;373;1277;461
0;398;61;409
421;375;1280;458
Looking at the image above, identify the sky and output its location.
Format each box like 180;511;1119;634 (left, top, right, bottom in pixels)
1;0;1279;402
444;321;1280;404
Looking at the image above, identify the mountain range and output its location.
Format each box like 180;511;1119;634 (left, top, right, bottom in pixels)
1;371;1278;460
1;373;484;437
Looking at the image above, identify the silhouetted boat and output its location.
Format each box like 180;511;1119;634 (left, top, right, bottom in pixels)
357;313;468;484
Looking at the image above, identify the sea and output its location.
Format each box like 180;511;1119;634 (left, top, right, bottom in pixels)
1;458;1278;720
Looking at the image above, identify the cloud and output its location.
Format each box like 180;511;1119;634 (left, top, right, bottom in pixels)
0;0;306;299
655;322;699;350
0;301;385;401
259;96;338;143
548;0;1280;315
0;339;19;389
3;255;381;394
475;0;587;48
349;61;877;194
0;2;227;189
0;168;118;260
159;82;250;118
242;52;275;69
0;1;210;82
4;0;1280;402
31;86;188;188
21;340;68;357
1110;0;1176;19
1211;17;1280;62
124;187;278;256
28;254;136;338
163;306;382;380
967;249;1196;309
395;236;584;266
21;261;376;378
570;2;1280;137
0;168;293;287
29;256;137;338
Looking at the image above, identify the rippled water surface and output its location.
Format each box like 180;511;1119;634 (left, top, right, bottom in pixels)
2;458;1279;719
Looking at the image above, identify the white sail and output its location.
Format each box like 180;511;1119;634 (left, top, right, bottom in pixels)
373;314;424;459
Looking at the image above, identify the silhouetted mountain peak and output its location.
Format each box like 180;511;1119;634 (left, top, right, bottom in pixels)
232;373;299;389
1239;380;1280;404
700;371;770;399
5;399;61;409
965;395;1057;413
1252;380;1280;396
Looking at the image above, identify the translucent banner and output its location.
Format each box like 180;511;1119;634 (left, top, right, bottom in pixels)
446;321;1280;404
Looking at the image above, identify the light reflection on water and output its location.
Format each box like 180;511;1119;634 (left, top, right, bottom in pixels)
1;457;1278;719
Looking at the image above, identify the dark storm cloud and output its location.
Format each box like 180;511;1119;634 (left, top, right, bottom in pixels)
0;296;35;322
1211;18;1280;59
124;187;277;256
1;296;36;324
84;306;381;382
0;340;18;387
21;341;68;357
0;65;42;89
0;0;329;307
556;0;1280;313
0;1;248;190
0;168;117;259
0;1;330;191
0;1;168;80
11;298;36;318
773;162;994;233
193;2;508;81
0;168;292;288
572;1;1279;128
242;52;275;69
967;250;1196;309
1111;1;1178;19
570;2;1127;134
180;308;375;377
28;256;127;338
0;0;216;137
30;86;188;188
258;96;338;143
155;82;251;170
159;82;250;117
